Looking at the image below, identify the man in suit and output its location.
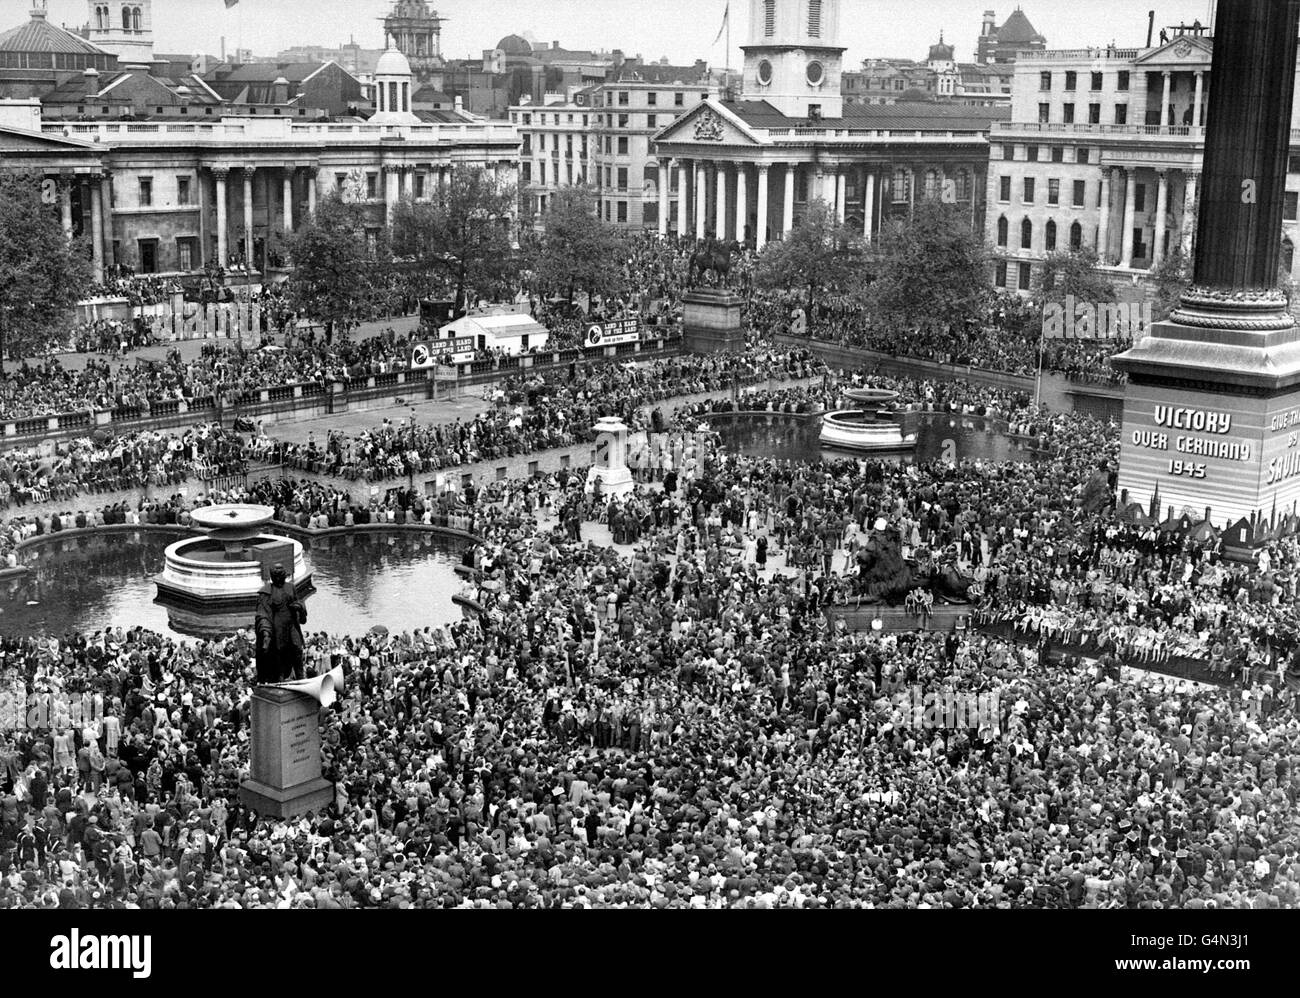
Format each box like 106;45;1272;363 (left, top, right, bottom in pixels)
254;564;307;683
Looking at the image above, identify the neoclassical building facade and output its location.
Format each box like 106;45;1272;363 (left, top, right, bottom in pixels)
987;30;1300;292
650;0;1004;248
0;51;518;281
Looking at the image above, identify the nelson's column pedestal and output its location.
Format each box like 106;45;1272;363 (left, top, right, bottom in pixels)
1113;0;1300;531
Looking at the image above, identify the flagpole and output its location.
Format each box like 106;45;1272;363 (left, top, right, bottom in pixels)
725;2;731;91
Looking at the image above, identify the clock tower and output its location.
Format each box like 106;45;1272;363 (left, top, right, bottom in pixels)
741;0;845;119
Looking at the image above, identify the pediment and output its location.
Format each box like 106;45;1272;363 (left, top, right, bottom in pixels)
654;101;762;146
0;126;99;153
1134;36;1212;66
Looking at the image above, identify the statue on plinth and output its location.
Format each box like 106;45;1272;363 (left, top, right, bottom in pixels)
688;237;740;289
254;563;307;683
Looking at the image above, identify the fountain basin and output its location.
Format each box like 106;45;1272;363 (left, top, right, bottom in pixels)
819;410;916;452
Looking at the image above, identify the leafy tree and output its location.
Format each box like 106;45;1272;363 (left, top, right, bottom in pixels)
869;200;988;336
1149;248;1193;320
529;186;626;304
0;173;94;371
1033;248;1116;303
753;199;859;332
390;166;516;314
283;192;381;340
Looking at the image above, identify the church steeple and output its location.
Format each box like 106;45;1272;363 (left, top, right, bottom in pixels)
741;0;845;118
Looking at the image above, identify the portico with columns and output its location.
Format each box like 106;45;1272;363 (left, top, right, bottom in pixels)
652;0;997;247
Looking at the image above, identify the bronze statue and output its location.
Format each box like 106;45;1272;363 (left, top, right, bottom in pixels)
688;238;740;289
254;563;307;683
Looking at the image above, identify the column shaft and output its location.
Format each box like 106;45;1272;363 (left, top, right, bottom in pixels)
755;165;769;250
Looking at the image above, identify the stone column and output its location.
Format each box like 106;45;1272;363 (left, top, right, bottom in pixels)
755;164;769;250
1192;2;1296;292
1181;170;1198;258
1160;71;1172;129
242;167;254;270
908;167;917;218
1120;168;1137;268
88;177;104;281
1152;169;1170;268
835;169;846;223
99;173;113;271
715;163;727;238
403;167;415;199
385;165;400;226
863;170;876;242
1192;71;1204;129
657;159;670;237
695;161;706;239
282;169;294;235
1097;166;1112;264
59;178;73;239
812;166;825;210
783;164;795;236
676;160;689;237
735;164;747;243
307;167;317;216
214;168;229;268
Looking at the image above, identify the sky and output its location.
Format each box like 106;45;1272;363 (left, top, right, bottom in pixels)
29;0;1220;65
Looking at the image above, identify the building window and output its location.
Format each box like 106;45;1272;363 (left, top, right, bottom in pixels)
1135;184;1146;213
605;202;611;222
366;174;378;199
955;169;970;201
1062;103;1075;124
647;91;657;106
617;137;628;155
924;169;939;200
1021;218;1033;249
1051;146;1064;163
618;91;629;106
177;177;191;205
138;177;152;207
1039;72;1052;91
177;239;193;271
1070;221;1083;250
1287;192;1299;221
1114;104;1128;125
996;216;1008;246
1038;103;1049;124
1046;219;1057;251
892;167;911;203
617;201;628;223
764;0;776;36
1027;146;1039;162
414;173;425;199
618;114;628;128
995;260;1008;287
1077;148;1090;164
674;92;684;106
647;114;656;128
617;167;627;191
1073;180;1086;207
1048;178;1060;205
1019;262;1032;290
1003;144;1015;161
1117;71;1130;91
521;162;531;184
999;176;1011;202
1064;71;1077;91
808;0;822;37
1023;178;1035;203
1285;238;1296;275
1091;71;1103;91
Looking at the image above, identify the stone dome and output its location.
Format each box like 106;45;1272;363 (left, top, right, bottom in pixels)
375;46;412;77
495;33;532;56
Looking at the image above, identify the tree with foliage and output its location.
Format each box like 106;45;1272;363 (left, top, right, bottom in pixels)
1032;248;1116;303
0;173;94;371
868;200;988;336
283;192;382;340
529;186;626;304
390;165;517;314
753;199;859;332
1149;247;1193;320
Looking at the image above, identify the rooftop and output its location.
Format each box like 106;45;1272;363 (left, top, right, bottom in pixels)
0;8;110;55
725;99;1010;132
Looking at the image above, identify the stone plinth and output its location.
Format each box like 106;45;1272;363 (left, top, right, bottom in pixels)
682;288;745;353
238;687;333;820
586;416;634;498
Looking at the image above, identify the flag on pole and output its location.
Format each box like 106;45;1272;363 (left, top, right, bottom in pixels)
713;2;730;45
